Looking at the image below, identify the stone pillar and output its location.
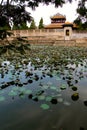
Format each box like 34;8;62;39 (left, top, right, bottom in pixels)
64;26;72;40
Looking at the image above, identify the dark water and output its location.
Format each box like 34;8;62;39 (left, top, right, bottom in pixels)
0;46;87;130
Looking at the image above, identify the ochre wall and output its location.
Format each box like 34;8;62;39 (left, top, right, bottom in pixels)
7;29;87;46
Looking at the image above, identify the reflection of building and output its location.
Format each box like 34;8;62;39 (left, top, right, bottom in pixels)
45;13;77;29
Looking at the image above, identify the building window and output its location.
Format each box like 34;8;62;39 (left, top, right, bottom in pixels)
66;29;69;36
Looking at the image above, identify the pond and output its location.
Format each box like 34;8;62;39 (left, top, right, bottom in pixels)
0;45;87;130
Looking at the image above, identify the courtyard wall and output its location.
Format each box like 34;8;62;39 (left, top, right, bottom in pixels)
7;29;87;46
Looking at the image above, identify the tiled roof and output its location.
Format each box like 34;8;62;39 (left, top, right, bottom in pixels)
45;23;63;29
51;13;66;19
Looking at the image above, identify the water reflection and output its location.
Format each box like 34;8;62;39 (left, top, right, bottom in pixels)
0;46;87;130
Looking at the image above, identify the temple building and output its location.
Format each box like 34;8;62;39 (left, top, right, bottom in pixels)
45;13;77;29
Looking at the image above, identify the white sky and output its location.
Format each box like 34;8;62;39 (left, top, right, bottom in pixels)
26;0;79;26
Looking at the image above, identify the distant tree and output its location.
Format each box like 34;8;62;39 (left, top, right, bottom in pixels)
30;19;37;29
74;0;87;30
13;22;28;30
38;18;44;29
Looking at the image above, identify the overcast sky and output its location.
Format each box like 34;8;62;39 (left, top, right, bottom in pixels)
26;0;79;26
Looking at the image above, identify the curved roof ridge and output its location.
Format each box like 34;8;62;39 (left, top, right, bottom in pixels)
51;13;66;19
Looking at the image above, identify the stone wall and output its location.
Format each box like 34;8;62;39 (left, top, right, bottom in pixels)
7;29;87;46
11;29;64;40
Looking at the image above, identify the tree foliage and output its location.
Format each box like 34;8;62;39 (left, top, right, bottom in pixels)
0;0;87;38
0;0;76;31
30;19;37;29
38;18;44;29
74;0;87;30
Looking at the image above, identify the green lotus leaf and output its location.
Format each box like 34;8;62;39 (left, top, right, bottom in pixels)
8;90;17;96
38;95;45;100
50;86;56;90
56;77;61;81
19;87;26;92
0;96;5;102
45;96;52;102
0;90;4;94
60;84;66;90
24;89;32;94
43;85;49;89
40;104;50;110
12;87;19;91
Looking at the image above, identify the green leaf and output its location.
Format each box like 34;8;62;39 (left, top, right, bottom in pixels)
50;86;56;90
45;96;52;102
38;95;45;100
8;90;17;96
24;89;32;94
0;96;5;102
60;84;66;90
40;104;50;110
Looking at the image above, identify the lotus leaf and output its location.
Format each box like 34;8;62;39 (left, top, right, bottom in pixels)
8;90;17;96
0;96;5;101
40;104;50;110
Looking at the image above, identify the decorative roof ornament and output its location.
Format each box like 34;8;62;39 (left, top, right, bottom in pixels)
51;13;66;19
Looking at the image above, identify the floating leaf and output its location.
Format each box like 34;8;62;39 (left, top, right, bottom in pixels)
36;90;44;96
84;100;87;106
38;95;45;100
71;93;79;101
45;96;52;102
58;98;63;103
51;98;58;104
28;94;33;99
12;87;19;91
60;84;66;90
56;77;61;81
24;89;32;94
0;90;4;94
0;96;5;102
40;104;50;110
43;85;49;89
50;86;56;90
32;96;38;102
72;86;77;91
8;90;18;96
63;101;71;106
19;92;25;98
19;87;26;92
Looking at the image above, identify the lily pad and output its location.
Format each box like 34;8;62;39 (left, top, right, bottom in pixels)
0;96;5;102
56;77;61;81
8;90;17;96
38;95;45;100
24;89;32;94
40;104;50;110
0;90;4;94
45;96;52;102
19;87;26;92
51;98;58;104
12;87;19;91
60;84;66;90
43;85;49;89
71;93;79;101
50;86;56;90
84;100;87;106
58;98;63;103
63;101;71;106
72;86;77;91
